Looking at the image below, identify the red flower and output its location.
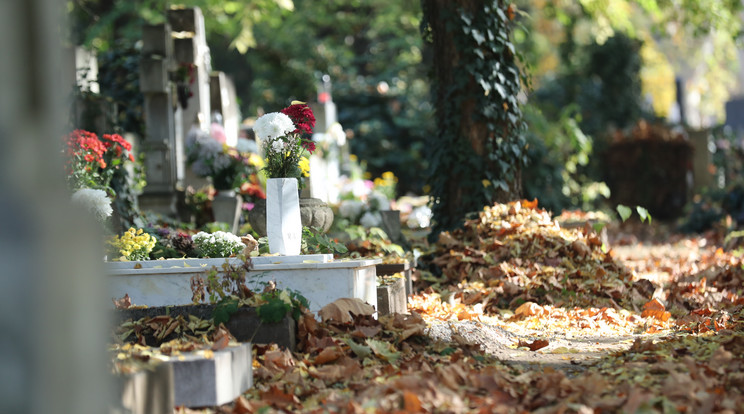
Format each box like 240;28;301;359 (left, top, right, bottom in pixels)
301;140;316;154
280;103;316;135
239;182;266;199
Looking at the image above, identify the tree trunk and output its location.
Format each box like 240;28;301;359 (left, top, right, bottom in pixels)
423;0;524;233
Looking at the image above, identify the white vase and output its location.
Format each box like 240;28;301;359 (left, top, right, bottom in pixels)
266;177;302;255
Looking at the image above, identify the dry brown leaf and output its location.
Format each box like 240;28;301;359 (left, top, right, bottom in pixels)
260;385;300;409
314;346;344;365
518;339;550;351
403;390;423;412
514;301;544;318
641;298;671;321
113;293;132;309
318;298;375;323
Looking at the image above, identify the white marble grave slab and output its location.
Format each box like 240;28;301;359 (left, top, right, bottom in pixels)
107;257;380;314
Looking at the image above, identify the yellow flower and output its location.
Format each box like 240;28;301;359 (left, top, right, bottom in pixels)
349;154;358;162
299;157;310;177
482;179;491;187
249;153;264;168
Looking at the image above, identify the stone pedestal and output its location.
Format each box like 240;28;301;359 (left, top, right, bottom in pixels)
107;257;380;314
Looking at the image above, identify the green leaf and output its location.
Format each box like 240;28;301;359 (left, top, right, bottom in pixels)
365;338;400;363
616;205;632;222
257;298;290;324
636;206;651;223
344;338;372;359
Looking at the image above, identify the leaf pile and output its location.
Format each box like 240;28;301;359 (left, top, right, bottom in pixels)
427;200;648;311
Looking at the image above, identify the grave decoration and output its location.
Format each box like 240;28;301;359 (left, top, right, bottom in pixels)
63;129;136;225
254;102;316;256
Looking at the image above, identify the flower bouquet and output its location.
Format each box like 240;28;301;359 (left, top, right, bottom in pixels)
254;102;316;255
254;101;316;185
64;129;136;223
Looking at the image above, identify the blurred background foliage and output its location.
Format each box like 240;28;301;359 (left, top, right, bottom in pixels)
68;0;742;219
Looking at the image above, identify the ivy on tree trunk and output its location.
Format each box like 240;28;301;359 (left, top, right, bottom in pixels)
422;0;527;235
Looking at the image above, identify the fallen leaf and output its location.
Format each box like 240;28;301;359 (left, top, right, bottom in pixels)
113;293;132;309
514;302;544;318
366;338;401;363
518;339;549;351
641;298;671;321
403;390;423;412
319;298;375;323
314;346;344;365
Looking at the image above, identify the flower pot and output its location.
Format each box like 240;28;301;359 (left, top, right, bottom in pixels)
249;197;334;237
266;178;302;255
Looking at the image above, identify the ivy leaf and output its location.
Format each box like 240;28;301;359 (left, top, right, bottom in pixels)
257;298;290;324
616;205;632;222
213;297;239;326
636;206;651;223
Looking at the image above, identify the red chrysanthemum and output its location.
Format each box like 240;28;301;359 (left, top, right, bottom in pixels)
301;140;316;154
280;103;316;135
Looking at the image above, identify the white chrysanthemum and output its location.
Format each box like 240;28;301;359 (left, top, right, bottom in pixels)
71;188;113;221
338;200;365;219
192;231;245;257
254;112;295;142
359;211;382;228
270;137;287;152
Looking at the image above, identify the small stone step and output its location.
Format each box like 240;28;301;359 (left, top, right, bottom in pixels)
168;343;253;408
376;261;414;296
115;362;174;414
376;275;407;315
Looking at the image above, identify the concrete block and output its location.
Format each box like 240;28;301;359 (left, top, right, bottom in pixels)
376;261;413;296
115;362;174;414
173;37;196;63
115;305;297;351
142;24;173;57
376;275;407;315
169;343;252;408
139;57;169;93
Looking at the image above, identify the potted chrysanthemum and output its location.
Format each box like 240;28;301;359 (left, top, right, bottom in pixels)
253;102;316;255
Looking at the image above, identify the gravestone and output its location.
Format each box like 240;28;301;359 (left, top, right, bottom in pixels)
210;71;241;147
309;75;343;203
168;7;211;136
139;23;181;216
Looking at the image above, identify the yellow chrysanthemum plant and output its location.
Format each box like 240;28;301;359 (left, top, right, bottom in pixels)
107;228;156;261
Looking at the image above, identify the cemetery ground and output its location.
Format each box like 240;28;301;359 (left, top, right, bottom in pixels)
115;201;744;413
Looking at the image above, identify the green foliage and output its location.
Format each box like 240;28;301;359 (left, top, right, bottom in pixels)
522;104;610;213
302;227;348;255
616;204;651;223
213;296;239;326
421;1;528;234
345;225;405;257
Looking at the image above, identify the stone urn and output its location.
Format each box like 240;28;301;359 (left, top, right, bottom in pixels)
248;197;334;237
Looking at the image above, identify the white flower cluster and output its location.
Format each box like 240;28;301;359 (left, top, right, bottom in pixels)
254;112;295;152
192;231;245;258
188;135;231;177
71;188;112;221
